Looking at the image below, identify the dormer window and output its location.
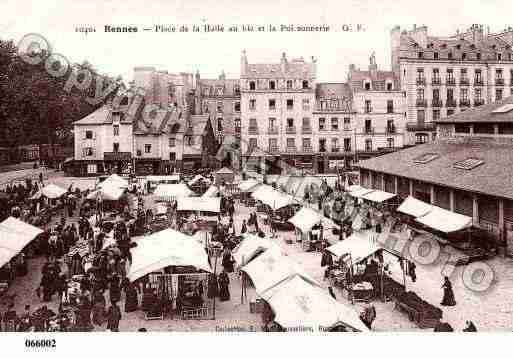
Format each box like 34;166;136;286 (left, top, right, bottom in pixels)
427;43;433;49
456;44;461;50
302;80;309;89
448;52;453;59
434;52;439;60
249;81;256;90
269;80;276;90
418;52;423;59
477;53;481;60
234;85;240;96
364;82;371;90
386;82;393;91
462;53;466;60
286;80;293;89
497;53;502;61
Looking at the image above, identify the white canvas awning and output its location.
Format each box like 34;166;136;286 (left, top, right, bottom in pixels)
176;197;221;213
128;228;212;281
326;231;382;263
87;182;125;201
288;207;324;233
147;175;180;183
415;206;472;233
232;234;282;267
349;186;375;199
98;174;129;189
241;247;319;296
397;196;433;218
0;217;43;267
31;183;67;199
251;185;296;210
201;185;219;198
262;275;368;332
238;179;261;192
361;190;396;203
154;184;193;200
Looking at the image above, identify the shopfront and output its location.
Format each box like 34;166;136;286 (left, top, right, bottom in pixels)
135;158;162;176
104;152;132;175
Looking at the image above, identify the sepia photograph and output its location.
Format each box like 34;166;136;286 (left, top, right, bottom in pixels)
1;0;513;356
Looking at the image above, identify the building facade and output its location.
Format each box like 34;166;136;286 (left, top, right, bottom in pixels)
391;24;513;145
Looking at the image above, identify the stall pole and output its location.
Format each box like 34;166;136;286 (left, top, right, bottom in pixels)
380;253;385;302
402;257;407;292
348;254;354;305
212;251;218;320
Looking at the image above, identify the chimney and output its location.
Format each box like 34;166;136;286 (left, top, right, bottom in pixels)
281;52;287;73
241;50;248;76
219;70;226;80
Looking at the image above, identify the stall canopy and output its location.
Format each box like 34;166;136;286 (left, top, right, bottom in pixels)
201;185;219;198
397;196;433;218
232;234;282;267
262;275;368;332
415;206;472;233
128;228;212;281
31;183;67;199
188;174;210;186
154;184;193;200
361;190;396;203
326;231;382;263
251;185;296;211
176;197;221;213
147;175;180;183
238;179;261;193
98;174;129;189
87;183;125;201
288;207;324;233
0;217;43;267
348;186;375;199
241;247;319;296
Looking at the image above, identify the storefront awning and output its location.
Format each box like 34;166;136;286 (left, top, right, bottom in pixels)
361;190;396;203
288;207;324;233
176;197;220;212
397;196;433;218
326;231;382;263
415;206;472;233
0;217;43;268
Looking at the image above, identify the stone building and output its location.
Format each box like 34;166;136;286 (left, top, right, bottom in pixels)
391;24;513;145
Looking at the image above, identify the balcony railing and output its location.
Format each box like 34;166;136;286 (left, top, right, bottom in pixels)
344;147;352;152
496;78;505;86
364;107;373;113
268;146;278;153
285;146;297;153
248;127;259;135
432;77;441;85
416;99;427;107
285;126;296;134
446;78;456;86
319;147;327;153
331;147;340;152
343;126;351;131
416;77;426;85
474;79;484;86
460;99;471;107
267;127;278;135
302;146;313;153
301;127;312;134
446;99;457;107
432;99;443;107
386;126;396;134
363;126;375;135
474;99;485;106
459;77;470;86
386;107;394;114
235;127;241;133
406;122;436;132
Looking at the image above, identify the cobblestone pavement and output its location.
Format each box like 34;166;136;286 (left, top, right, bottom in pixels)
2;172;513;332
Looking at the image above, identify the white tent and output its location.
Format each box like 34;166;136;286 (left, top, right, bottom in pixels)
361;190;396;203
87;182;125;201
262;275;368;332
154;184;193;201
397;196;433;218
0;217;43;267
147;175;180;183
241;247;319;296
202;185;219;198
31;183;67;199
251;185;296;211
128;228;212;281
98;174;129;189
238;179;261;193
326;231;382;263
232;234;283;267
348;186;375;199
288;207;324;233
416;206;472;233
176;197;221;213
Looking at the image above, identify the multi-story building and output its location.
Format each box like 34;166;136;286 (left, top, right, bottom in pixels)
348;54;407;161
240;51;317;174
391;24;513;145
197;72;241;143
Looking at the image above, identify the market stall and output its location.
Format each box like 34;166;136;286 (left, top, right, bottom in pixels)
238;179;261;205
260;274;368;332
31;183;67;200
154;184;194;202
201;185;219;198
215;167;235;185
232;233;282;267
97;174;129;189
176;197;221;214
288;207;328;251
251;185;297;228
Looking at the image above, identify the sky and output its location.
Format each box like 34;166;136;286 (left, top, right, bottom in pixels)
1;0;513;84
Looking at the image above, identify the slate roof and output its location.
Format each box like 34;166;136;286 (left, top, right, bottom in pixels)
200;79;240;97
242;60;315;79
436;95;513;123
315;83;351;98
358;138;513;200
73;106;113;125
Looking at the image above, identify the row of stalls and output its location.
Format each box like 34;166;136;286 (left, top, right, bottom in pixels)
233;233;368;332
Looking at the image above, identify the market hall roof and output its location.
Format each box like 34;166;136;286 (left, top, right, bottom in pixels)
357;138;513;201
436;96;513;123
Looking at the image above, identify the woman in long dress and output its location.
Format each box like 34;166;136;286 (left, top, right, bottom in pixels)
441;276;456;306
91;290;106;326
106;301;122;332
218;270;230;302
123;278;139;313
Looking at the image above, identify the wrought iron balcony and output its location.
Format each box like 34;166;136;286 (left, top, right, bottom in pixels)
285;126;296;134
268;146;279;153
474;99;485;106
344;147;352;152
364;106;373;114
432;99;443;107
416;99;428;107
386;107;394;114
248;127;259;135
416;77;426;85
459;99;471;107
267;127;278;135
285;146;297;153
386;126;396;134
459;77;470;86
301;127;312;134
474;79;484;86
446;99;457;107
406;122;436;132
432;77;441;86
302;146;313;153
446;78;456;86
331;147;340;153
496;78;505;86
363;127;375;135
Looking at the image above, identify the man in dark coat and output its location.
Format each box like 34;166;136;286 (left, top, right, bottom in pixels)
218;269;230;301
106;301;121;332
